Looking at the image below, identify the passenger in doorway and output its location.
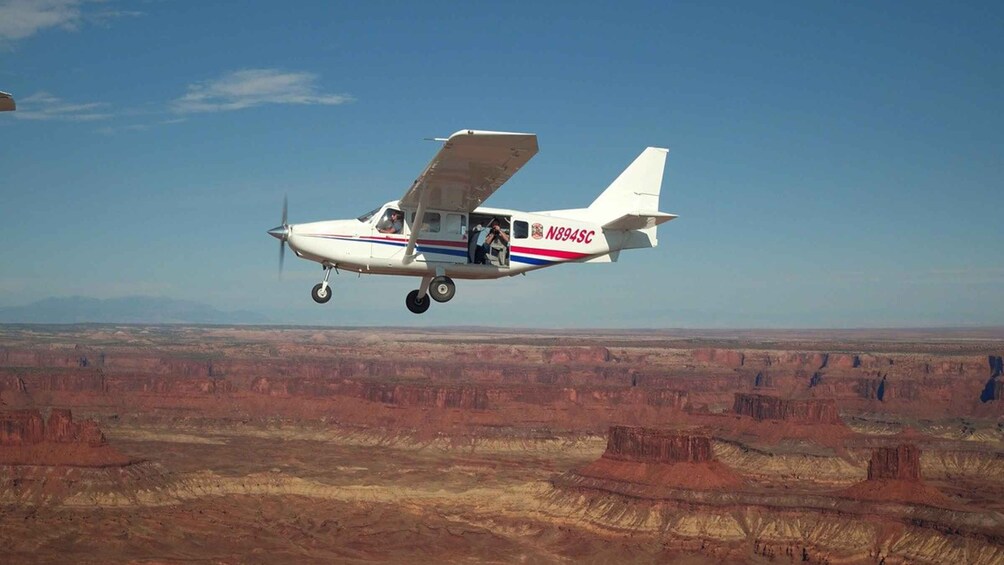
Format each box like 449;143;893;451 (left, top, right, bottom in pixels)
484;219;510;266
472;224;489;264
377;209;403;234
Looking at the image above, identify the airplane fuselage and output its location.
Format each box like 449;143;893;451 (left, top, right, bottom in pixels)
286;202;624;280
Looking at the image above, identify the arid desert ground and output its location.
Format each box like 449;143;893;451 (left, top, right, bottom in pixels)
2;325;1003;564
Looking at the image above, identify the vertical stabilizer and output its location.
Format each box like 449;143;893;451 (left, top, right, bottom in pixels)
536;146;675;255
587;147;667;218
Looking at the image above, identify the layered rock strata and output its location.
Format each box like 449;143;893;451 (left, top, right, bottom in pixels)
732;393;841;424
868;443;921;480
603;425;713;463
0;409;130;466
843;444;952;507
572;426;744;490
1;408;105;446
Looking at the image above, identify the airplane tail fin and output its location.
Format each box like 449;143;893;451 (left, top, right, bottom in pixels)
588;147;668;216
586;147;676;250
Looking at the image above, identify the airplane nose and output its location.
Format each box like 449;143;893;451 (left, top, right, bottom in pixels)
267;225;289;241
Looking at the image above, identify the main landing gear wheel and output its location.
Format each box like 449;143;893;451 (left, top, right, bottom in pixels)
428;276;456;303
311;283;332;304
405;289;431;314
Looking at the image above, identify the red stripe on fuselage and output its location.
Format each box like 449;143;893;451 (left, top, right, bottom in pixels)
510;245;590;260
316;234;469;249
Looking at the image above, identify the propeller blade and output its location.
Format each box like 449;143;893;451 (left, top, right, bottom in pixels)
279;240;285;279
276;195;288;279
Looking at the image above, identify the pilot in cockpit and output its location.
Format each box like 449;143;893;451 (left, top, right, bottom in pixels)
376;209;403;234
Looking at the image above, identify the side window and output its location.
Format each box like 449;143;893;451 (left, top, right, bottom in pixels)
513;220;529;239
445;213;466;235
420;212;441;233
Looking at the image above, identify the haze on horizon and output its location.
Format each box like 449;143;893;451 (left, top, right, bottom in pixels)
1;1;1001;328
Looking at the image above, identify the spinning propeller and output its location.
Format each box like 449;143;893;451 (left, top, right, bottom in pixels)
267;195;290;277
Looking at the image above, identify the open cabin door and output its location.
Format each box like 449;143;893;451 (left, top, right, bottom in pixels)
468;213;513;267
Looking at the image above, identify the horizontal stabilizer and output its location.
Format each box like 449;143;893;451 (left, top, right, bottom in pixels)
574;251;620;263
602;211;677;231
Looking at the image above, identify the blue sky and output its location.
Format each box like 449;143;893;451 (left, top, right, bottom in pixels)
1;1;1002;327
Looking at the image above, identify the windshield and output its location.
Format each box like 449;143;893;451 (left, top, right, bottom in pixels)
357;207;380;222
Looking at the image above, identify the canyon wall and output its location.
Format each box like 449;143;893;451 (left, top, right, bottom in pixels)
868;444;922;481
1;409;105;447
732;393;841;424
0;409;129;467
603;426;712;463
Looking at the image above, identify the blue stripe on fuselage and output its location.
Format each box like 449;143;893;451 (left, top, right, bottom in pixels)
307;235;553;265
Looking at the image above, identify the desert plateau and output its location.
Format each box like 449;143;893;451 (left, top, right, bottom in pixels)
0;325;1001;563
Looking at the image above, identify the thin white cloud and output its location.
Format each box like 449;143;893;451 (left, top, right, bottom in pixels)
14;91;112;121
172;69;353;114
96;116;187;135
96;123;148;135
0;0;81;42
0;0;138;44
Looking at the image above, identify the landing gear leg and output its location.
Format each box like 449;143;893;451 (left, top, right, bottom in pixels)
405;276;433;314
311;265;334;304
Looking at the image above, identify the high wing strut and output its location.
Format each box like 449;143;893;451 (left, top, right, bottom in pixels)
402;196;427;264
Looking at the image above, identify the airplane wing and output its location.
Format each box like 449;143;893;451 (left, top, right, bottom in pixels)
399;129;538;213
0;92;14;112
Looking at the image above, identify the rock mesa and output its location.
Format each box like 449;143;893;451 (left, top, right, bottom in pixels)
573;426;743;490
842;444;952;507
0;409;128;466
732;393;841;425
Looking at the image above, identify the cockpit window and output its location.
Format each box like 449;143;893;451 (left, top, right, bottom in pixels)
357;207;380;222
376;208;404;234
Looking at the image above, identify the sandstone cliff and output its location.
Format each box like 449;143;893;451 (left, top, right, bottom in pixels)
843;444;953;507
573;426;744;490
1;408;105;446
868;444;921;481
0;409;128;466
732;393;841;424
604;426;712;463
542;346;611;364
692;348;744;367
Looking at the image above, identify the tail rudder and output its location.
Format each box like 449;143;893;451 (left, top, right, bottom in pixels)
536;146;675;254
587;147;668;218
586;147;674;250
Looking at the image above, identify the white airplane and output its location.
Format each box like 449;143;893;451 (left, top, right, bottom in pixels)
268;129;677;314
0;92;14;112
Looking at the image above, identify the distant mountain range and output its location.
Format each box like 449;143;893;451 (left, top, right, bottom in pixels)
0;296;268;325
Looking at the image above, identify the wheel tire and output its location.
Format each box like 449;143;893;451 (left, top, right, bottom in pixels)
428;276;456;303
311;283;332;304
405;289;431;314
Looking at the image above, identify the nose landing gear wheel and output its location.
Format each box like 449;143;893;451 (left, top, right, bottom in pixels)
405;289;431;314
311;283;332;304
429;276;456;303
